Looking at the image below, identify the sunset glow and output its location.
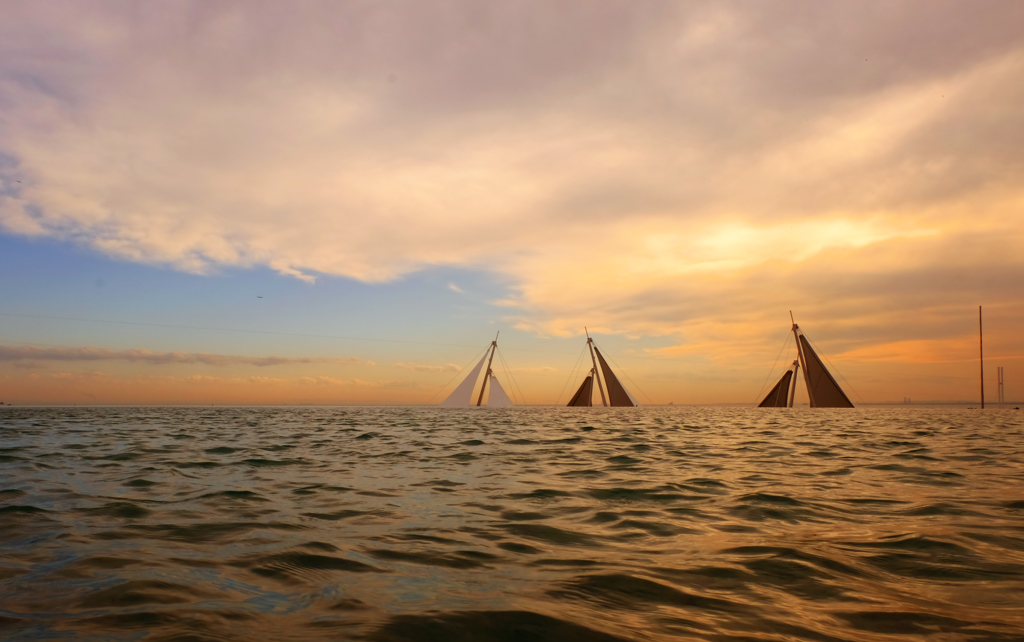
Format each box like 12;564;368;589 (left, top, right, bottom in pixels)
2;2;1022;405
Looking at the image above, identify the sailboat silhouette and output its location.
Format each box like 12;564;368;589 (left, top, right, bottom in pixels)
567;330;637;407
760;313;854;408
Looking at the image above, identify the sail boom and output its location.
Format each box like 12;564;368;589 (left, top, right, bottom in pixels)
476;339;498;406
587;335;607;407
788;360;799;407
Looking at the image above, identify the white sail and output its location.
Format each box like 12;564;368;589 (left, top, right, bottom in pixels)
486;375;514;407
440;352;488;407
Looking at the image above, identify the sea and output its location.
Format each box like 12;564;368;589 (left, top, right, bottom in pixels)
1;405;1023;641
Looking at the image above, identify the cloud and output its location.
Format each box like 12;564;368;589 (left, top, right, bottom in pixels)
395;362;462;373
296;376;413;389
247;376;288;385
46;370;109;382
0;1;679;281
2;1;1024;367
0;345;373;367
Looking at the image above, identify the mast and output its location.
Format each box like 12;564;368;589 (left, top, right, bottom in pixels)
791;312;854;408
998;367;1005;406
788;360;800;408
979;306;984;409
586;328;608;407
476;332;499;407
791;311;811;407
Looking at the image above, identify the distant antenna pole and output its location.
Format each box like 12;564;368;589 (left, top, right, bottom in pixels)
791;311;812;407
998;366;1004;406
979;306;984;410
586;328;608;407
788;360;799;408
475;332;499;406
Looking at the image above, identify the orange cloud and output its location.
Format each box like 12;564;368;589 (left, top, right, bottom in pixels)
840;338;1024;365
0;345;373;367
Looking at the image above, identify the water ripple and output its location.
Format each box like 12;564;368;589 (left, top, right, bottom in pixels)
2;405;1023;640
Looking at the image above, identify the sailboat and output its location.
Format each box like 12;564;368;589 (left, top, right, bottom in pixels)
440;334;514;407
759;314;854;408
567;331;638;407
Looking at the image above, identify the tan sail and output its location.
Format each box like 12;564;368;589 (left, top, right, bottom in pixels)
758;369;793;408
567;375;594;407
486;375;514;407
595;347;636;407
796;333;854;408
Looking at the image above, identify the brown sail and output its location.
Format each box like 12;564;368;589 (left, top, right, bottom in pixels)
595;347;636;407
758;369;793;408
567;375;594;407
798;335;854;408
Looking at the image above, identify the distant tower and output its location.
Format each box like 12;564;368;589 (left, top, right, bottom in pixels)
979;306;985;409
998;367;1005;406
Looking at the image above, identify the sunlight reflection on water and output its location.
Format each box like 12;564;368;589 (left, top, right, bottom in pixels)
1;405;1023;640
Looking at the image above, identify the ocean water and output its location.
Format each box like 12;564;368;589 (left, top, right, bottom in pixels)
1;406;1023;641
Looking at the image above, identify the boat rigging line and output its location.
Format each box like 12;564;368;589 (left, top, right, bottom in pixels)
804;333;866;406
494;345;528;406
555;344;589;406
752;328;793;405
425;344;490;404
596;341;655;405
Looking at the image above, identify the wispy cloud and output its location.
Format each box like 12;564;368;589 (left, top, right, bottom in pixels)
506;366;558;374
395;362;462;373
36;370;110;382
0;345;373;367
295;376;415;390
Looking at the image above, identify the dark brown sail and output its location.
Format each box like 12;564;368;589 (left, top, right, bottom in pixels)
567;375;593;407
594;347;636;407
798;335;854;408
758;370;793;408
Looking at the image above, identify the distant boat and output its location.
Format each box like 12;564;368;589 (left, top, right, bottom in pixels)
567;331;637;407
440;334;514;407
759;314;854;408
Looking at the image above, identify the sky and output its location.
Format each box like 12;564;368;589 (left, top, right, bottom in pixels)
1;1;1023;405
